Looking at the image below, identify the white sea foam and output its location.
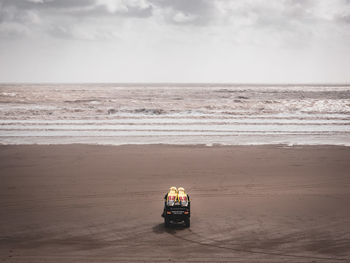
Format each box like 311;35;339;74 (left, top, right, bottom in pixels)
1;92;17;97
1;124;350;132
0;84;349;145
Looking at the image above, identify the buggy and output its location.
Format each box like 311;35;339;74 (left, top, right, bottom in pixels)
162;187;190;227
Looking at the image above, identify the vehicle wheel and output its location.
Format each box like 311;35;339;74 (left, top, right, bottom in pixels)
164;217;170;228
184;218;190;228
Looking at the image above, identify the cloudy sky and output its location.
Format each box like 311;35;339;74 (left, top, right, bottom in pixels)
0;0;350;83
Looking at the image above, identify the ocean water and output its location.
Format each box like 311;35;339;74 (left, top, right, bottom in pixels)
0;84;349;146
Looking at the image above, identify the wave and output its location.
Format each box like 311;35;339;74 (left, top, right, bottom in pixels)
1;84;349;145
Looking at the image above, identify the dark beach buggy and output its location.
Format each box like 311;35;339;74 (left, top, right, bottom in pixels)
162;187;190;227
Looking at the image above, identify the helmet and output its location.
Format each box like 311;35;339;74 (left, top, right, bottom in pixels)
169;186;177;192
178;187;185;193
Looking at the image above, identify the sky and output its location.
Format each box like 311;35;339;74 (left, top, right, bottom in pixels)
0;0;350;83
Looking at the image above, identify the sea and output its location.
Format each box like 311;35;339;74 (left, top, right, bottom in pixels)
0;84;349;146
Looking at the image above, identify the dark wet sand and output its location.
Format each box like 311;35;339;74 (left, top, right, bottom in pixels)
0;145;349;262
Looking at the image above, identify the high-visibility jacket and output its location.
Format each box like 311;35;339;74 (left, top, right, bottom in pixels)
166;189;177;205
178;189;188;206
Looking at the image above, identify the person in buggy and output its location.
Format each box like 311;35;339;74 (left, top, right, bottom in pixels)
164;186;178;206
177;187;189;206
162;186;190;227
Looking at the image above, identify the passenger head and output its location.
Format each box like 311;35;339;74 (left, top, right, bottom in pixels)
178;187;185;193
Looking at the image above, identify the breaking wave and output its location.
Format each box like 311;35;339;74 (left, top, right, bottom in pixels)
1;84;349;145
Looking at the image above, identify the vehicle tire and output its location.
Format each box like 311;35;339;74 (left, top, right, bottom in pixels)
164;217;170;228
184;217;190;228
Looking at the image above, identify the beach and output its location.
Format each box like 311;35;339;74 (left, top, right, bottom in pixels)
1;144;349;262
1;0;350;262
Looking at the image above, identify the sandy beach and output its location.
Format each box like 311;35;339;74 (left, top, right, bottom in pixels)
0;144;349;262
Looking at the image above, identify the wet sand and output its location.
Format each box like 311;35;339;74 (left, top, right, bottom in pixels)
0;145;349;262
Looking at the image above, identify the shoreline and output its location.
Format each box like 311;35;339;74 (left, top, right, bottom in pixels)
1;142;350;147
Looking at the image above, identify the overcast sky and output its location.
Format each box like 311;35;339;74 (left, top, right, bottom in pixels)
0;0;350;83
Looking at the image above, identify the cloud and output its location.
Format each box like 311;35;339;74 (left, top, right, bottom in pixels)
48;24;120;41
0;0;350;50
150;0;218;25
96;0;152;14
1;0;153;15
0;1;42;38
1;0;349;33
1;0;350;83
172;12;197;23
0;0;154;39
26;0;44;3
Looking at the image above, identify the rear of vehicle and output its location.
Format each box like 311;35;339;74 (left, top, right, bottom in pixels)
164;195;190;227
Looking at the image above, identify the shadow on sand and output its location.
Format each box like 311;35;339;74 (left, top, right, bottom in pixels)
152;223;187;235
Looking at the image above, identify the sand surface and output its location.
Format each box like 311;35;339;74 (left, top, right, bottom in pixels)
0;145;349;262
